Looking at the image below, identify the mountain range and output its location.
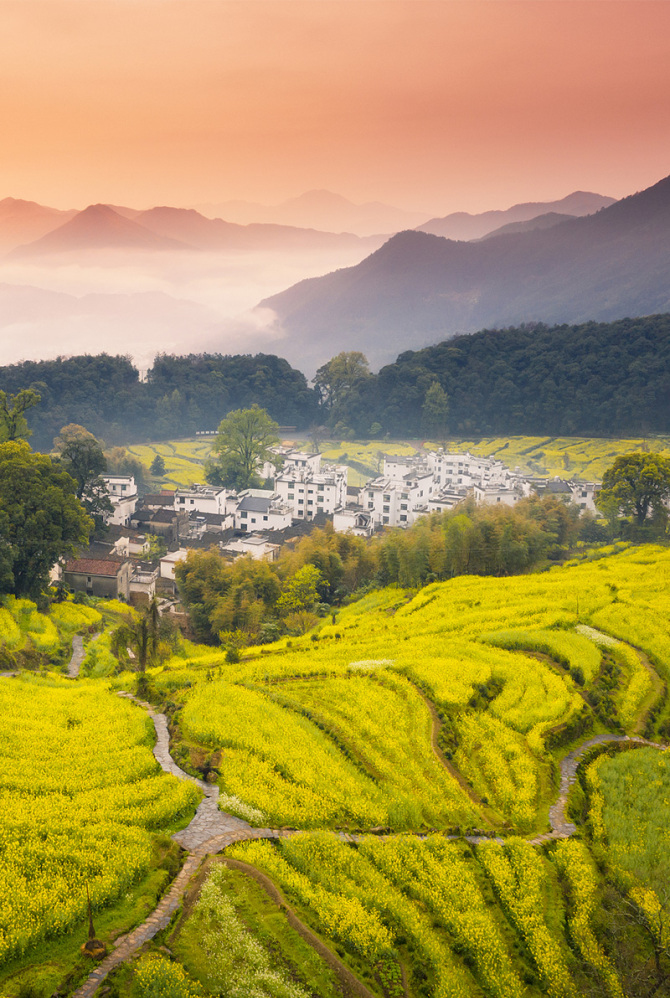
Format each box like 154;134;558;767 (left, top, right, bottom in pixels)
417;191;615;241
6;202;381;257
194;189;430;237
260;173;670;370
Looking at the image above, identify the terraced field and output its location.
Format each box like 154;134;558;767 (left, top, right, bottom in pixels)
125;433;670;488
2;543;669;997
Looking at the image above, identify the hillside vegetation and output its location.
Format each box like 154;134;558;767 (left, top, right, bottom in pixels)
1;314;669;450
1;544;669;997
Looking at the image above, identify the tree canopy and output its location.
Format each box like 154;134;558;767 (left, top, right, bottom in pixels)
54;425;113;525
0;389;40;443
205;405;280;491
0;441;92;598
598;452;670;527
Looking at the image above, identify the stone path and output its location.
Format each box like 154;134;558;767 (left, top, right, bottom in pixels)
67;635;86;678
70;693;667;997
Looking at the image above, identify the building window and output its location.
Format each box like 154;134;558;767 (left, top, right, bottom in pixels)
263;515;268;521
383;505;390;513
241;511;247;518
400;503;407;511
368;502;374;509
288;494;294;500
400;514;407;522
318;484;324;491
383;516;389;524
383;494;391;502
298;499;304;505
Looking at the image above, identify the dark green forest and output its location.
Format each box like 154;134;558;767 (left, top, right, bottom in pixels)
372;314;670;438
1;313;668;450
0;353;317;450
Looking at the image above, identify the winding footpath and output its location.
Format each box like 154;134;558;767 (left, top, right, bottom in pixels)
70;689;667;997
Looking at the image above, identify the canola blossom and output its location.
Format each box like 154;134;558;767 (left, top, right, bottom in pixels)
0;676;200;963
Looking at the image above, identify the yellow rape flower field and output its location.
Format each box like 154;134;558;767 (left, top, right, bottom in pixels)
2;543;670;997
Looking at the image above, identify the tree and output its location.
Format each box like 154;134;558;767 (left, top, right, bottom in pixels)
597;453;670;527
313;352;372;433
205;405;280;491
55;426;113;525
0;441;92;598
276;564;324;615
110;598;160;673
150;454;166;477
0;389;40;442
421;381;450;439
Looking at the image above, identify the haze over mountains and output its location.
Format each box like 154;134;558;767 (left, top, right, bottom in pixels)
261;173;670;370
417;191;615;241
194;190;430;237
0;182;647;373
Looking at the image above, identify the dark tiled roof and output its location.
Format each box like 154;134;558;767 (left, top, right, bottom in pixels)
151;508;179;523
237;496;271;513
143;493;176;506
131;509;154;523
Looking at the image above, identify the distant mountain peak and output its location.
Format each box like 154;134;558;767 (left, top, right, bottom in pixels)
9;203;190;256
417;190;616;241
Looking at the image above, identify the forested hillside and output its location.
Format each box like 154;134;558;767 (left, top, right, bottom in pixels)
372;314;670;437
1;313;668;448
0;353;317;450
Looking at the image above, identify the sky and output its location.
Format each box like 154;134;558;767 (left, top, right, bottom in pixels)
2;1;670;216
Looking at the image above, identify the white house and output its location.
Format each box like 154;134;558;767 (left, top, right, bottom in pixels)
233;490;293;532
112;534;151;559
426;450;508;490
220;534;281;562
160;549;189;582
473;483;524;507
102;475;138;526
274;453;348;521
570;482;599;513
174;485;229;516
332;507;374;537
361;474;432;528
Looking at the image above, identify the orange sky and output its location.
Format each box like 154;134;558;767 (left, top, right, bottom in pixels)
2;1;670;215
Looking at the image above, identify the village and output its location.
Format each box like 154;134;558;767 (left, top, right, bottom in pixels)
57;446;600;605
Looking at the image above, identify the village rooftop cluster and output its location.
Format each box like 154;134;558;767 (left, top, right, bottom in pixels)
56;447;600;603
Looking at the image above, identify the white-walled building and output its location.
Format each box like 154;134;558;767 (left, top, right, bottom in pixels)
220;534;281;562
360;476;432;528
275;452;348;521
473;483;524;507
332;507;374;537
233;490;293;532
112;534;151;559
160;549;189;582
426;450;508;490
102;475;138;526
174;485;229;516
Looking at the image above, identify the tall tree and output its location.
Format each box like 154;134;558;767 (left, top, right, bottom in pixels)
597;453;670;527
54;425;113;524
0;441;92;598
205;405;280;491
313;352;372;434
0;389;41;442
421;381;450;439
